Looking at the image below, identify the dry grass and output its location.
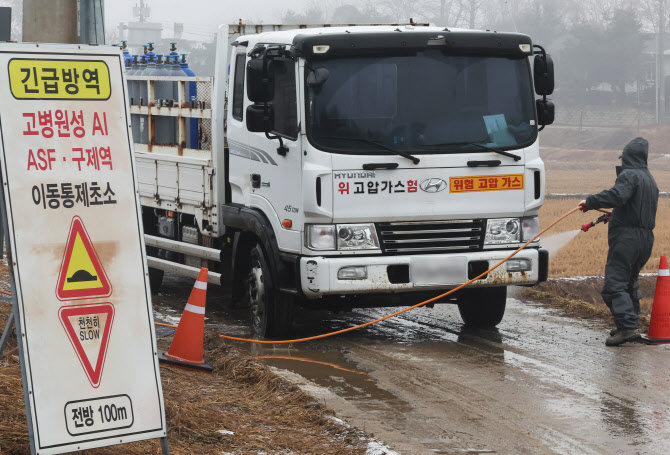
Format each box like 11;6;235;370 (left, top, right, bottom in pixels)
526;125;670;326
540;124;670;275
541;124;670;195
544;199;670;277
517;276;656;332
0;303;369;455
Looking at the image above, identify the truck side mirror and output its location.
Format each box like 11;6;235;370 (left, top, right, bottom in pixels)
536;99;555;126
307;67;330;88
246;58;274;103
246;104;274;133
533;54;554;96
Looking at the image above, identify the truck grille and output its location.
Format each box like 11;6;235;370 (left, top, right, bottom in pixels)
377;220;485;255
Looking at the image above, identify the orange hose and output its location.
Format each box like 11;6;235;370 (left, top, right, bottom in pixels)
2;207;581;344
252;355;372;377
214;206;581;345
155;322;178;328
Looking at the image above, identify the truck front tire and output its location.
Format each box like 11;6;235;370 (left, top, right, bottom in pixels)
457;287;507;328
247;244;295;338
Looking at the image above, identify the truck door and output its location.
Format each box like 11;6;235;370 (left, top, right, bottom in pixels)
244;53;302;253
227;49;251;203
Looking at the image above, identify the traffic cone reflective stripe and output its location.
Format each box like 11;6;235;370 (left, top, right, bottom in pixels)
158;268;212;371
184;303;205;315
643;256;670;345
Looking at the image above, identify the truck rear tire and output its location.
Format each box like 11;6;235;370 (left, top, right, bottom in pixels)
457;287;507;328
148;267;164;293
247;244;294;338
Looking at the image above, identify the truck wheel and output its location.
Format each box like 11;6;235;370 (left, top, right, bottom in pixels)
247;244;294;338
457;287;507;328
148;267;164;293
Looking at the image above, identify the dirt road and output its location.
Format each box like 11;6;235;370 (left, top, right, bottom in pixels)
154;274;670;455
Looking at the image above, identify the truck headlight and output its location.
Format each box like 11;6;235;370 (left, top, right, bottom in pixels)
306;224;380;251
306;225;336;250
485;218;521;244
521;217;541;242
337;223;380;250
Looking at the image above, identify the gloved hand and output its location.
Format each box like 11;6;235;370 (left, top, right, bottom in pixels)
579;200;588;212
604;213;611;224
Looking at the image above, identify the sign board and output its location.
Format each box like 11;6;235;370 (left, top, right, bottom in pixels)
0;44;166;453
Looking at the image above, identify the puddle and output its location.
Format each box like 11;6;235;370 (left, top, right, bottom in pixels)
248;345;411;413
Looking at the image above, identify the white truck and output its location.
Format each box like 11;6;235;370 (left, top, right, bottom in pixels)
127;23;556;337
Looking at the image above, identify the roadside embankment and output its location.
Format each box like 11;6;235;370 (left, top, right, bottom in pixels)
0;301;371;454
516;275;656;332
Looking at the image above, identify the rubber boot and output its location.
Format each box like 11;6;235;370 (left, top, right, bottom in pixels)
605;328;641;346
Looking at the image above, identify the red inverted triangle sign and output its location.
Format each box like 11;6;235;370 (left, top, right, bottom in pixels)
56;216;112;301
58;303;115;388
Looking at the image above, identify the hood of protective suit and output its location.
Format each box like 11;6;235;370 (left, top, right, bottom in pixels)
621;137;648;169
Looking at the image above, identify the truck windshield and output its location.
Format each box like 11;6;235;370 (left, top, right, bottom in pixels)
305;50;537;155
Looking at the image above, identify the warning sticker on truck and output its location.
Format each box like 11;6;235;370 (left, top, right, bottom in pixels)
450;174;524;193
8;59;111;100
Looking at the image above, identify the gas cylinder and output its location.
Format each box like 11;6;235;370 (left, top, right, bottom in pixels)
180;54;199;149
128;55;141;144
138;52;156;144
120;40;131;68
151;55;175;146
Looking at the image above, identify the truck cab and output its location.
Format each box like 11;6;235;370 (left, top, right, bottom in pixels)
133;24;555;338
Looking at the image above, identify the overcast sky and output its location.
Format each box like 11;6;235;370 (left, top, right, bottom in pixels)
105;0;315;41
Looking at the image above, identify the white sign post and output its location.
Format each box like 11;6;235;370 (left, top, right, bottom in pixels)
0;44;168;454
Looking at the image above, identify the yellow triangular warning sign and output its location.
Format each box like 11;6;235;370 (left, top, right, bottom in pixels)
56;216;112;300
62;233;104;291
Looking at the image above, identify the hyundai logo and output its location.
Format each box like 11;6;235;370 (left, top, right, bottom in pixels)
420;178;448;193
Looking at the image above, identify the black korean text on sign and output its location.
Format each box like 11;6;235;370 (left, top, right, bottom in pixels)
8;59;111;100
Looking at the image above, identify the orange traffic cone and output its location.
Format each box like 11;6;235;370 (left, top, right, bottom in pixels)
642;256;670;344
158;268;212;371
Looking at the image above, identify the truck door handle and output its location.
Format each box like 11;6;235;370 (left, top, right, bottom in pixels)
362;163;399;170
467;160;501;167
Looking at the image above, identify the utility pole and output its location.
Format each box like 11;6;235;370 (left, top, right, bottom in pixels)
440;0;445;26
79;0;106;44
22;0;78;44
660;0;666;123
469;0;476;29
657;0;666;123
22;0;104;45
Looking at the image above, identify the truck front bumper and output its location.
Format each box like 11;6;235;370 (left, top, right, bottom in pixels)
300;248;547;298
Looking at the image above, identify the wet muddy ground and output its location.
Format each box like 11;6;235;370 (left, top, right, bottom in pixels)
154;273;670;455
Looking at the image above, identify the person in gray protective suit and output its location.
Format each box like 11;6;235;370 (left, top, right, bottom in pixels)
579;138;659;346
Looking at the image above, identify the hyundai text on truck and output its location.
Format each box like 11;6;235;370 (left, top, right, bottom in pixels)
127;23;556;337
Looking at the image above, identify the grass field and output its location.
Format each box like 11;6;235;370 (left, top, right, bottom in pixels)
539;125;670;278
540;197;670;277
522;125;670;328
